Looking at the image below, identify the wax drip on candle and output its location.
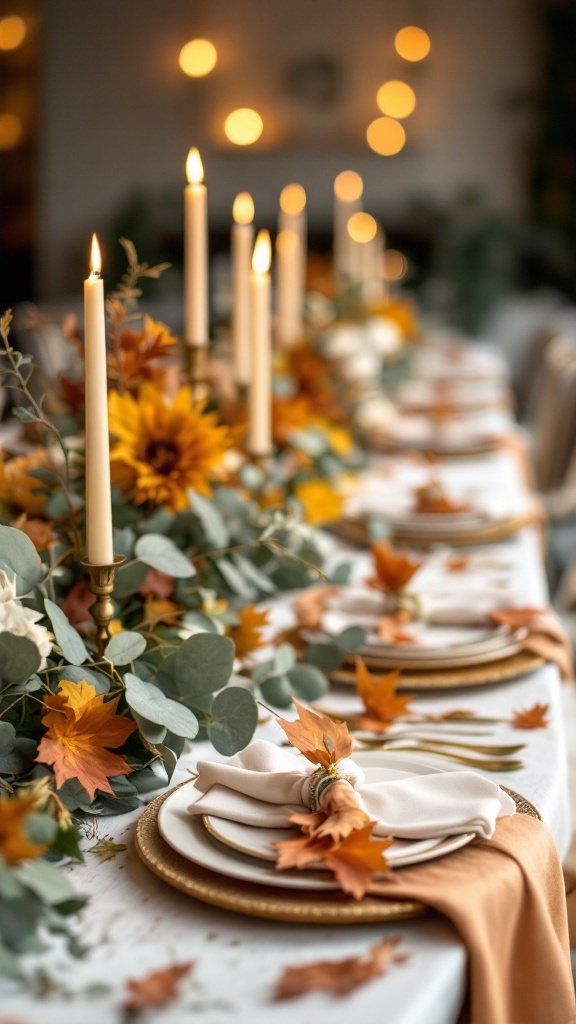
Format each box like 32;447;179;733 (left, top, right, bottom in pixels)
252;229;272;274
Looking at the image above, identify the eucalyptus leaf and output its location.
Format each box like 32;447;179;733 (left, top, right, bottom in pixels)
188;490;229;547
286;664;329;701
274;643;297;675
336;626;366;653
303;641;344;671
215;557;255;600
0;939;23;978
207;687;258;755
135;534;195;578
132;712;167;745
330;562;352;585
0;633;42;684
0;721;16;758
44;599;89;666
14;860;77;905
174;632;235;695
0;736;37;776
366;515;392;541
259;675;293;707
124;673;199;738
0;525;45;596
180;611;220;634
111;527;136;558
25;812;58;847
113;560;149;599
104;630;147;665
56;665;110;693
232;554;276;594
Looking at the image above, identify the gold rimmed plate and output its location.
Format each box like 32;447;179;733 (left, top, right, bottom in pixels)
330;648;545;690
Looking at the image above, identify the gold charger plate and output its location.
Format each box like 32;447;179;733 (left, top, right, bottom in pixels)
134;785;539;925
330;511;540;549
367;434;498;459
330;649;545;690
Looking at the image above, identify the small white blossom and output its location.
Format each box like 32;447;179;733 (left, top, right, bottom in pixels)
0;570;18;603
0;600;52;670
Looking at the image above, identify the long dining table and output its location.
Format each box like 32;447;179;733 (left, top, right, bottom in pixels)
2;351;572;1024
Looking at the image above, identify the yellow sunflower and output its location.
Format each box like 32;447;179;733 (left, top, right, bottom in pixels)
108;383;234;511
294;478;344;525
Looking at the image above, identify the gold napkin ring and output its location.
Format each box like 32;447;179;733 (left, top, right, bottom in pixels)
304;765;351;811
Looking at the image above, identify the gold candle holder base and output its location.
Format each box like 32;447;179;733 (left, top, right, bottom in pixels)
184;343;209;403
81;554;126;658
247;450;274;472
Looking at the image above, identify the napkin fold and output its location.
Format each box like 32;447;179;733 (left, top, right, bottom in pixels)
189;740;515;840
370;814;575;1024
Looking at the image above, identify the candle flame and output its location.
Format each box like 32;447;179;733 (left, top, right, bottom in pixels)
334;170;363;202
279;183;306;214
90;233;102;275
233;192;255;225
252;229;271;274
347;212;377;244
186;147;204;184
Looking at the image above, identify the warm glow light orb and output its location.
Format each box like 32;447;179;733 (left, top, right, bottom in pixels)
252;229;272;273
0;16;26;51
233;192;255;224
224;108;263;146
382;249;408;281
276;229;299;256
334;170;363;202
376;81;416;119
347;212;378;244
179;38;217;77
395;26;431;62
0;112;22;150
280;183;306;214
367;116;406;156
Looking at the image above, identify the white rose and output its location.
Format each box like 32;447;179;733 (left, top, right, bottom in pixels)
0;599;52;670
323;324;364;359
364;317;403;357
355;395;398;432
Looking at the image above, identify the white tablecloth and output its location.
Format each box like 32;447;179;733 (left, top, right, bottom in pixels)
1;455;570;1024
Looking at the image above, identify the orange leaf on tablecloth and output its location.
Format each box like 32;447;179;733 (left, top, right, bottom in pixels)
510;703;550;730
293;585;339;630
355;658;413;727
228;605;270;661
123;961;195;1011
277;699;353;768
36;680;137;801
446;554;471;573
366;541;423;595
272;937;407;1000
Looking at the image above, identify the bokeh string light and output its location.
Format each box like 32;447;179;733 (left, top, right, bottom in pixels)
224;108;264;146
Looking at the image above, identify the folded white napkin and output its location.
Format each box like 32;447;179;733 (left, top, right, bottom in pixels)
189;739;515;840
321;585;516;634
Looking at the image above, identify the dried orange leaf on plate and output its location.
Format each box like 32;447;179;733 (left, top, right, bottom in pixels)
277;699;353;768
376;614;416;645
273;936;407;1000
356;659;413;724
323;823;393;900
292;585;339;630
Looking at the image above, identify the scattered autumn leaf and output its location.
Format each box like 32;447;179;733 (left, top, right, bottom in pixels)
277;699;353;768
355;658;413;732
376;614;415;645
413;480;470;515
446;555;471;573
366;541;423;595
490;607;573;681
0;790;50;866
123;962;194;1012
228;605;270;661
273;936;407;1000
36;679;138;801
89;838;128;862
138;568;175;600
292;585;338;630
510;703;549;730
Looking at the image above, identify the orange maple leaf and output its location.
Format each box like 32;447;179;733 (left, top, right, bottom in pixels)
446;555;471;573
0;790;51;866
355;659;413;730
36;680;138;801
123;962;194;1011
228;605;270;661
277;699;353;768
366;541;423;595
323;823;393;900
273;937;407;1000
510;703;549;730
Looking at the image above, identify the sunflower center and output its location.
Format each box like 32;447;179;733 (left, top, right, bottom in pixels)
146;441;180;474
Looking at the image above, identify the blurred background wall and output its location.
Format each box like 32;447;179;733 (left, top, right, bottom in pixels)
4;0;576;331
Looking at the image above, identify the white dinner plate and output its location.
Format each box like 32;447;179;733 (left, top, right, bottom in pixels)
157;752;475;891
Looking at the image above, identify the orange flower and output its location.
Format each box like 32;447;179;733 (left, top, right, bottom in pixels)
0;449;50;515
272;394;314;446
36;679;138;801
228;605;270;661
0;790;50;866
110;315;177;393
294;478;344;525
366;541;423;595
108;383;234;511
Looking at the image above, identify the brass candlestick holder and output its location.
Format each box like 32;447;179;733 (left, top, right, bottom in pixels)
247;449;274;472
184;343;209;403
81;554;126;658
